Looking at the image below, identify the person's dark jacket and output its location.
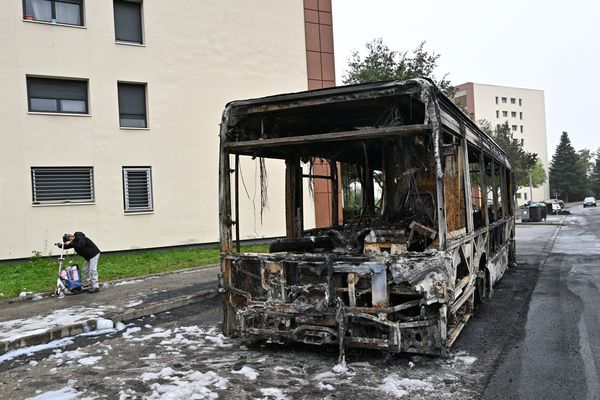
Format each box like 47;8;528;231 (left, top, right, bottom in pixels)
64;232;100;261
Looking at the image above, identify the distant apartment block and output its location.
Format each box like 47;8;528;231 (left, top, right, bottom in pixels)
0;0;335;259
455;83;550;204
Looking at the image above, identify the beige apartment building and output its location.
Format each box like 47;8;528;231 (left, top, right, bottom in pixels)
455;82;550;205
0;0;336;260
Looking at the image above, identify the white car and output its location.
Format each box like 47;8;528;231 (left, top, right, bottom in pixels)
583;197;597;207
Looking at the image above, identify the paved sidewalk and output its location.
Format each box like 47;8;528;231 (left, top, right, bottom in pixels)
0;265;220;357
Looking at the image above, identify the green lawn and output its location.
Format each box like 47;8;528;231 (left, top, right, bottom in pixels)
0;244;267;299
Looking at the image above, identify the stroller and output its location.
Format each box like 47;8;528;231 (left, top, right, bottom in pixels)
55;242;83;296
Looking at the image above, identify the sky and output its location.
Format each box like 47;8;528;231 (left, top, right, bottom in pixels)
331;0;600;158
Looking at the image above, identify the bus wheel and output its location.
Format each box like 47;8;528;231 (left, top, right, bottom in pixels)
475;269;488;305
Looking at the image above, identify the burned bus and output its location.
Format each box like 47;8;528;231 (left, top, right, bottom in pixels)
218;79;515;356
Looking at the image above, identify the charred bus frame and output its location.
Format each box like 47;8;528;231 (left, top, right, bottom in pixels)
218;79;515;356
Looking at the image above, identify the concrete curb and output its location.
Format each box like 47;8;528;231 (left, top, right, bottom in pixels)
516;215;566;226
0;289;219;357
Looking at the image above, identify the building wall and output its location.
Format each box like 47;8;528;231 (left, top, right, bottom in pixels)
455;82;550;204
0;0;310;259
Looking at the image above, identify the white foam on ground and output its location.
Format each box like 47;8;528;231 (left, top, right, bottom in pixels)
259;387;288;399
451;351;477;366
140;353;157;360
204;334;232;347
316;382;335;391
127;328;172;342
0;306;112;342
141;367;175;381
114;279;144;287
51;348;88;360
0;338;74;363
144;370;228;400
32;294;44;301
231;366;258;381
26;386;79;400
96;318;114;330
78;356;102;366
122;327;142;339
313;371;337;381
125;300;143;308
379;374;434;398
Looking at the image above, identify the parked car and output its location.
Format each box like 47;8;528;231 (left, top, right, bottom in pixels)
583;197;597;207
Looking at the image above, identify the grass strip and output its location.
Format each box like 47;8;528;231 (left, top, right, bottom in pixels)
0;244;267;299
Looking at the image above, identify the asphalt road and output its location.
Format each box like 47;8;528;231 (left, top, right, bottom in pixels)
484;205;600;400
2;210;599;399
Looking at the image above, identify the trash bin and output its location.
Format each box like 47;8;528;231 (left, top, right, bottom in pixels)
540;205;547;220
528;205;543;222
522;207;530;222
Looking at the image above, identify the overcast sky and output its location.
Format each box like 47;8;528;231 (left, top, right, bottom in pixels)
331;0;600;158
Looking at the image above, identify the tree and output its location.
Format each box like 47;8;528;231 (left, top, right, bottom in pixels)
589;148;600;197
576;149;593;195
343;38;455;97
549;131;588;202
530;159;548;188
479;120;542;188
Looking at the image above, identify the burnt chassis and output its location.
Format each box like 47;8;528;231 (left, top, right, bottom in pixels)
218;79;516;356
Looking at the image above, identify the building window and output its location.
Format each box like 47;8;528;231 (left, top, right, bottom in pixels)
520;125;523;133
510;98;516;104
524;192;528;200
31;167;94;204
520;112;523;120
502;111;508;117
511;111;517;118
118;82;147;127
123;167;153;212
114;0;143;44
495;96;498;104
27;77;88;114
512;125;517;131
521;139;524;146
519;98;522;106
496;110;499;118
516;193;522;199
23;0;83;26
501;97;507;103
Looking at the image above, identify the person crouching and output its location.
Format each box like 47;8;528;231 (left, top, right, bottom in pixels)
56;232;101;293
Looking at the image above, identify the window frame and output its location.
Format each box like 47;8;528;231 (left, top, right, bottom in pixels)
31;166;94;205
117;81;148;128
22;0;84;27
113;0;144;45
27;76;89;115
122;166;154;213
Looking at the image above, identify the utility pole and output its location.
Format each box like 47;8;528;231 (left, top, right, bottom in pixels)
529;170;533;202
